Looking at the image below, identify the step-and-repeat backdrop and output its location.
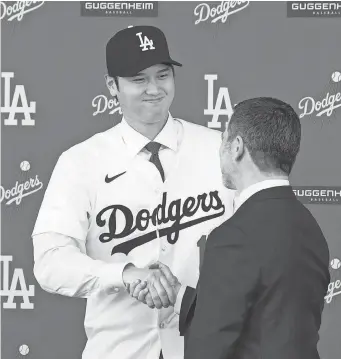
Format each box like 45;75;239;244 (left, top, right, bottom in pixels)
1;1;341;358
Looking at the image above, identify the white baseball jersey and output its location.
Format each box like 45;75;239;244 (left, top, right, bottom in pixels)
32;114;234;359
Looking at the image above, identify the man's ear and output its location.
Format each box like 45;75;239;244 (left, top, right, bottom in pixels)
105;74;118;97
233;135;245;162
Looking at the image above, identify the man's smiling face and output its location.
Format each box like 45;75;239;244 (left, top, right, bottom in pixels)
114;64;175;125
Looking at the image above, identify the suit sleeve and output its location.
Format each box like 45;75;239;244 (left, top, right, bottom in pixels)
178;286;196;335
185;225;261;359
174;285;188;315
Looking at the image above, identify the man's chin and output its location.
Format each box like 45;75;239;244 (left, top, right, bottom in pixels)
222;177;236;190
141;109;169;124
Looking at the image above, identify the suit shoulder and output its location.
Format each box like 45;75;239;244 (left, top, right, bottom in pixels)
207;220;247;248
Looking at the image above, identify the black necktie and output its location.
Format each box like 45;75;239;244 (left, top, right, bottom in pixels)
145;142;165;182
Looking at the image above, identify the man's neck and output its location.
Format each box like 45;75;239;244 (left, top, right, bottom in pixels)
235;172;289;196
124;115;168;141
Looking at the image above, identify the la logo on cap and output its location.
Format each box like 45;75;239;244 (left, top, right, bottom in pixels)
136;32;155;52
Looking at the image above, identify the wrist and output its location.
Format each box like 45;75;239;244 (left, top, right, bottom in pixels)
122;263;136;286
174;282;182;299
123;265;150;286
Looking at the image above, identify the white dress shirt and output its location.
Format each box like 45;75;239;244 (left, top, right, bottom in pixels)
32;114;234;359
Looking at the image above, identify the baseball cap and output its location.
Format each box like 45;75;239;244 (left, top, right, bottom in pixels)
106;25;182;77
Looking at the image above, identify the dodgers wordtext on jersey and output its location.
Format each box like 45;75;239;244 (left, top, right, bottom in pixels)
96;190;225;255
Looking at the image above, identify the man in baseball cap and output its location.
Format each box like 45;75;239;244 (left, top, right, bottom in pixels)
32;24;234;359
105;25;182;138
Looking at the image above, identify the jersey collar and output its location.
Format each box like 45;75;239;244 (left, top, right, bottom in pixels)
119;113;178;157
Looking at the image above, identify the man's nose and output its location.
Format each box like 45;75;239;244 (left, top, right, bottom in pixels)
145;79;159;95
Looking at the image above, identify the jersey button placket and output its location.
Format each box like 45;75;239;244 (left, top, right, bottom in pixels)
154;190;165;258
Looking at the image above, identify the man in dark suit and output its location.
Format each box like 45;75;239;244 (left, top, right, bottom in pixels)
128;97;330;359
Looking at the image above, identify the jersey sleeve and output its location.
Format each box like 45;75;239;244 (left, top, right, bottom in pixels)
32;151;91;241
32;232;131;298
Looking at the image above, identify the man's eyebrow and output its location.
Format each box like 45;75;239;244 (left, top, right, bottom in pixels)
157;67;170;73
131;67;170;77
132;67;170;77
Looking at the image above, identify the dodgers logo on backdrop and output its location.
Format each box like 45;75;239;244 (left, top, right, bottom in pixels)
92;94;122;116
1;72;36;126
136;32;155;51
0;1;44;22
194;1;250;25
205;74;234;129
298;71;341;120
0;161;43;206
0;256;35;309
325;257;341;304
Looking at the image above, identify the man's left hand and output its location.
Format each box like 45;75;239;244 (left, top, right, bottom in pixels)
127;262;181;309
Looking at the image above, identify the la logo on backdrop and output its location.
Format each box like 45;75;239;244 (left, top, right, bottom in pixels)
205;74;235;129
0;255;35;309
1;72;36;126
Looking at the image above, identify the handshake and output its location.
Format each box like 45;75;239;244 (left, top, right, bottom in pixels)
122;261;182;309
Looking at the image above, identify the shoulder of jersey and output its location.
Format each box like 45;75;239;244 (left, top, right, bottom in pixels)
176;117;222;148
178;117;221;136
59;125;121;162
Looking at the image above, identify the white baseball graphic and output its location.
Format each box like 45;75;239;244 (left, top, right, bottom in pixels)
19;344;30;355
331;71;341;83
331;258;341;270
20;161;30;172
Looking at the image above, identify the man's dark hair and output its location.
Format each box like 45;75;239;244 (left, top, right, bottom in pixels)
113;64;175;91
227;97;301;175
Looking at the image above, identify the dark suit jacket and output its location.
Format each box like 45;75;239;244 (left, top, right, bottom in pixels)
180;186;330;359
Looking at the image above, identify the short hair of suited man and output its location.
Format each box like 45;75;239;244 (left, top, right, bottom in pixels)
226;97;301;175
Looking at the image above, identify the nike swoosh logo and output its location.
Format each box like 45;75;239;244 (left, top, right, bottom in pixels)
105;171;126;183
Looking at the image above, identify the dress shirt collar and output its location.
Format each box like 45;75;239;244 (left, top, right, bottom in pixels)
234;179;290;212
119;113;178;157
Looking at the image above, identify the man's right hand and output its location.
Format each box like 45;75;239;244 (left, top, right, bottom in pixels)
125;262;181;309
122;264;175;309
